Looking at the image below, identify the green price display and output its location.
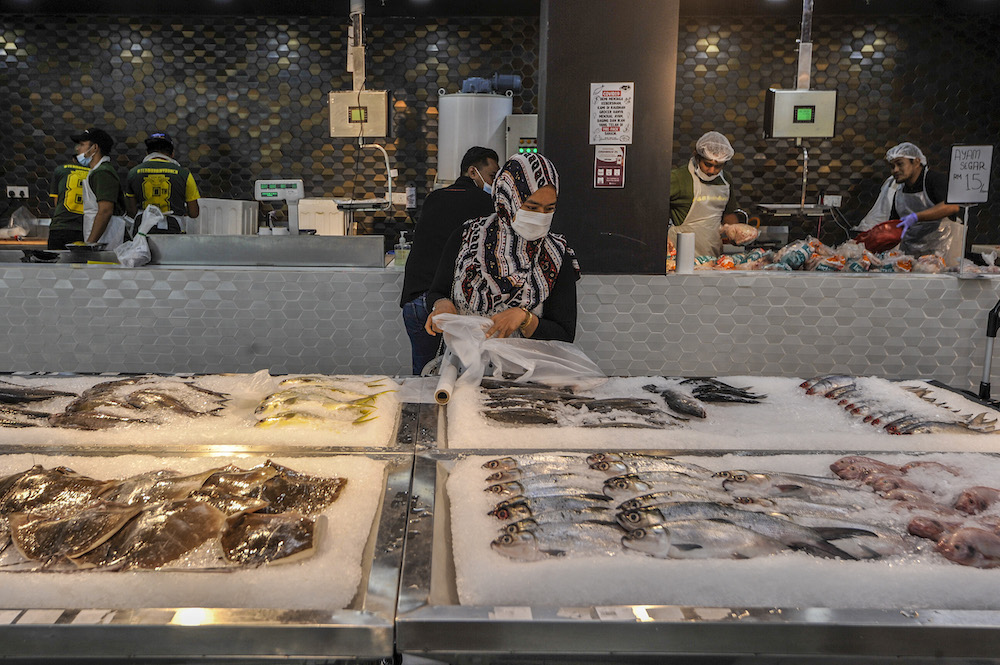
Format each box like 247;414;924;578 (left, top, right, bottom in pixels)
793;105;815;123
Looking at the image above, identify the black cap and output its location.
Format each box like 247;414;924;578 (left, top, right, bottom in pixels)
70;128;114;155
144;131;174;153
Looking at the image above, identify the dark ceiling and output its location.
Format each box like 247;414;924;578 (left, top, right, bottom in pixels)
1;0;996;16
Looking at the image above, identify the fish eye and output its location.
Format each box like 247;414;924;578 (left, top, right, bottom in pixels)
632;528;646;538
594;461;609;471
495;509;508;519
732;473;747;482
733;496;754;504
485;461;499;469
499;534;514;544
625;511;640;523
486;485;502;494
612;479;628;489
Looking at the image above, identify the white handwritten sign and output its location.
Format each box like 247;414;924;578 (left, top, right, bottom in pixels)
589;82;634;145
948;144;993;204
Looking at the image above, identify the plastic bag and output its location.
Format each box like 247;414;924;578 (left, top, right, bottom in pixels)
1;206;37;238
724;223;760;245
913;254;945;274
113;205;162;267
815;255;846;272
854;220;903;253
433;313;606;390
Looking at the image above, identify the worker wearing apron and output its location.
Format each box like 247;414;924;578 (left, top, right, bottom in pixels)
668;132;742;257
72;128;127;250
856;142;961;260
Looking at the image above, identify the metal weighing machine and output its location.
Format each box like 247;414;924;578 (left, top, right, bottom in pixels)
254;179;305;234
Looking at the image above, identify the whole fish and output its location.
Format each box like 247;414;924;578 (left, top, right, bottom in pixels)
804;375;854;396
642;385;707;418
954;486;1000;515
621;520;788;559
256;410;374;427
615;502;865;559
126;389;216;416
823;384;858;400
482;454;582;472
0;404;53;424
0;466;116;515
717;470;869;506
936;527;1000;568
221;511;321;566
603;472;723;500
0;380;76;405
485;466;606;484
482;386;582;402
483;408;558;426
566;397;658;413
488;493;613;521
589;456;712;478
893;421;988;435
49;411;150;430
881;414;925;433
103;469;216;506
486;478;597;498
490;521;625;561
499;508;616;534
9;500;141;562
616;488;731;512
830;456;901;480
863;409;907;426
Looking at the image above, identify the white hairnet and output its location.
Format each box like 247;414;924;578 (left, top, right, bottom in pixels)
885;142;927;166
695;131;735;162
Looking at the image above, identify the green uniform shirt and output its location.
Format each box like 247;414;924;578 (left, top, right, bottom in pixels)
88;160;126;215
669;163;737;228
49;163;90;232
126;157;200;215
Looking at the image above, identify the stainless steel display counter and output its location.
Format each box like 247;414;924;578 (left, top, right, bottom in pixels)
0;449;412;664
3;265;1000;389
145;235;387;268
396;452;1000;664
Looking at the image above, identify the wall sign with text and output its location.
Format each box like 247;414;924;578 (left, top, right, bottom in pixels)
589;82;634;145
594;146;626;188
948;144;993;205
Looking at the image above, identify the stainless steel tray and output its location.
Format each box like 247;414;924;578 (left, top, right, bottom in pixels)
396;450;1000;663
0;449;412;663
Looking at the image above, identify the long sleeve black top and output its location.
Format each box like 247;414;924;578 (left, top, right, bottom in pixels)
425;226;578;343
399;176;494;307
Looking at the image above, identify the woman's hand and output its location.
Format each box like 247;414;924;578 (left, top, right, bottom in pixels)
424;299;458;335
486;307;530;339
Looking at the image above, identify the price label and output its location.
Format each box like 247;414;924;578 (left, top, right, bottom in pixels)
948;144;993;204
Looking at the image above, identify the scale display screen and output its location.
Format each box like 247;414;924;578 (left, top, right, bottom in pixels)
793;105;815;123
254;180;304;202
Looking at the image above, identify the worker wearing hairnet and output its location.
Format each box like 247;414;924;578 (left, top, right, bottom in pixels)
668;131;745;257
856;142;961;258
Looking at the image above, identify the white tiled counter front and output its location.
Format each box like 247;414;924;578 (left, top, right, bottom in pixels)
1;265;996;389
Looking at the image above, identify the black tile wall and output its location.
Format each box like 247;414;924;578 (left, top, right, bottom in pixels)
674;14;1000;247
0;15;538;243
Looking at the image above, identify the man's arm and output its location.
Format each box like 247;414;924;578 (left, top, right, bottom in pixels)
913;201;960;222
186;200;200;218
87;200;114;242
126;198;138;217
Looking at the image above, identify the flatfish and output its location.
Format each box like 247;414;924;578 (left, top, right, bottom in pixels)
0;465;116;515
221;511;322;566
189;488;270;516
9;500;140;561
102;469;216;506
247;461;346;515
202;465;280;496
72;499;227;570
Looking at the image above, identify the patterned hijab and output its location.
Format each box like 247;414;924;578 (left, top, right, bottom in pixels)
452;153;580;317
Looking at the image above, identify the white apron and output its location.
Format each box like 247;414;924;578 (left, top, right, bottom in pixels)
82;156;126;250
856;176;899;232
668;160;730;256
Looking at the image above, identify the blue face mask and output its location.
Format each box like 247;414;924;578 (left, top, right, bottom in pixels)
473;167;493;195
76;152;92;167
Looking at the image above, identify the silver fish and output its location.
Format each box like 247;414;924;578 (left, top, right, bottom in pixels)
621;520;788;559
0;380;76;404
48;411;151;430
499;509;616;534
603;472;722;500
805;375;855;396
616;488;735;512
126;388;219;416
486;479;597;498
490;521;625;561
489;494;613;521
482;454;582;472
717;470;869;506
589;454;712;477
615;502;864;559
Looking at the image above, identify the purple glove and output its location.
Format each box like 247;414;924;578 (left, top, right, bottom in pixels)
896;213;919;238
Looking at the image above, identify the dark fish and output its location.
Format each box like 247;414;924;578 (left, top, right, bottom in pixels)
642;385;707;418
0;465;116;515
203;465;280;496
73;499;227;570
48;411;150;430
0;380;77;405
9;500;140;562
80;377;149;398
565;397;656;412
189;488;270;516
102;469;216;506
484;408;558;426
480;378;568;392
125;389;216;416
220;511;320;566
482;387;582;402
246;461;347;516
1;418;38;428
681;377;766;400
0;404;53;426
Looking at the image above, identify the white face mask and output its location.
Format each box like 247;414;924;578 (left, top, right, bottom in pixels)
511;208;553;241
692;157;722;182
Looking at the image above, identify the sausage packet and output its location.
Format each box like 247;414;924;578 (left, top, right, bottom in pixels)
815;255;847;272
775;239;811;269
715;254;736;270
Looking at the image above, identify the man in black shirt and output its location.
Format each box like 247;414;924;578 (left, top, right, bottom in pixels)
400;146;499;374
856;142;960;257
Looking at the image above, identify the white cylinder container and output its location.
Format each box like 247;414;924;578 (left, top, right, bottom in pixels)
675;233;696;274
437;92;513;185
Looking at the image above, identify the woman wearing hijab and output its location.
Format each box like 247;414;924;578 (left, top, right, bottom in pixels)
424;152;580;341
